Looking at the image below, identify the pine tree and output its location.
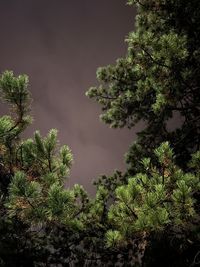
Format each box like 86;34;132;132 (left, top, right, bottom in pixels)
1;0;200;265
0;71;92;266
0;71;125;266
86;0;200;173
106;142;200;266
86;0;200;265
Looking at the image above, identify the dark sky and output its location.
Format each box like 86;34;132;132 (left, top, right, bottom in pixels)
0;0;137;194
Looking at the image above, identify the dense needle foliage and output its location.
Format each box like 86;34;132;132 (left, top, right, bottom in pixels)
0;0;200;266
86;0;200;265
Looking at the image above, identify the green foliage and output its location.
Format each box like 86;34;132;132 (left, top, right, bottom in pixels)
0;71;32;136
1;0;200;266
0;71;30;112
107;143;200;244
20;129;73;179
86;1;200;265
86;0;200;173
5;127;88;227
0;71;91;265
105;230;123;247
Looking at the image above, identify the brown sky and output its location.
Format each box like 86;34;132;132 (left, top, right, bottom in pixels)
0;0;137;194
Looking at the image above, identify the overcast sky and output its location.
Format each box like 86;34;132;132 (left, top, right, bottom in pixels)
0;0;137;194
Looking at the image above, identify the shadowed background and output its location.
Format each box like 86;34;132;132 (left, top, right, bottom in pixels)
0;0;137;194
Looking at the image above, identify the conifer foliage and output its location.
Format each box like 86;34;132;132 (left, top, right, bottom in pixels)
0;71;90;266
87;0;200;172
86;0;200;265
0;0;200;266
